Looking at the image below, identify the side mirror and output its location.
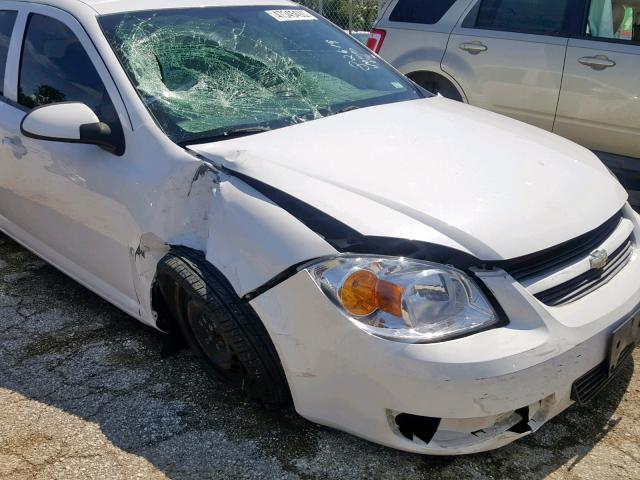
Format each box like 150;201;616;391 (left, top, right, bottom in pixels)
20;102;125;156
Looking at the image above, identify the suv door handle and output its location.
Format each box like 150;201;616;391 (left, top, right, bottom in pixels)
2;136;27;156
459;41;488;54
578;55;616;70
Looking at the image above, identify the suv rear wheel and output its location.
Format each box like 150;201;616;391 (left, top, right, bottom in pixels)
407;71;463;102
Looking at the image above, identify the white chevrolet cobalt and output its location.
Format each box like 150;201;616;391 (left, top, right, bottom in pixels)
0;0;639;455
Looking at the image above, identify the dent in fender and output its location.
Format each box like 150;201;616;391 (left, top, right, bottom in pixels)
128;161;218;326
131;158;337;328
204;173;337;297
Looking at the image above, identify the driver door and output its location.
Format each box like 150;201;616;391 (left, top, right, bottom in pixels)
0;5;139;315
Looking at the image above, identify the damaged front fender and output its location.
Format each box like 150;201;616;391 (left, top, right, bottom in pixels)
131;154;338;327
204;171;337;297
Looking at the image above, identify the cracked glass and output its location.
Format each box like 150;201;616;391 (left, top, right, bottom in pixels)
99;6;421;145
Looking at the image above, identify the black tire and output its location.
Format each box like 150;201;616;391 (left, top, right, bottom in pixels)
155;247;291;407
407;71;464;102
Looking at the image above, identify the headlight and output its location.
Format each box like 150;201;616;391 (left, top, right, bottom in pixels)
307;255;499;343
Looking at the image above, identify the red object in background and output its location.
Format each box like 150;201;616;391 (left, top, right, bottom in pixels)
366;28;386;53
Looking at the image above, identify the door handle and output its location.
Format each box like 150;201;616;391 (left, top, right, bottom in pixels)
2;136;27;156
578;55;616;70
459;41;488;54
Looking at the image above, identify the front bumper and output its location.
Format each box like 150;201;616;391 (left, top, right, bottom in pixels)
250;215;640;454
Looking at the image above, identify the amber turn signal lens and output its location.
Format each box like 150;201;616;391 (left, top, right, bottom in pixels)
339;269;403;317
340;269;378;316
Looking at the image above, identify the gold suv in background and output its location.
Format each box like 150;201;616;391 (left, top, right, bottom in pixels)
368;0;640;200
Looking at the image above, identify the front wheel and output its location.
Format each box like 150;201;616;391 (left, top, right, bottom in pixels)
156;247;291;407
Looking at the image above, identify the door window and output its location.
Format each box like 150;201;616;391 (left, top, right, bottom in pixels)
473;0;574;35
18;14;120;130
586;0;640;42
0;11;17;97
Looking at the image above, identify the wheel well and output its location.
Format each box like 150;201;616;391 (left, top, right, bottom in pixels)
407;71;464;102
151;245;204;334
152;277;174;332
151;245;292;406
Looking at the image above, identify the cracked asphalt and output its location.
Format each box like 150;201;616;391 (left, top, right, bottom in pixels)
0;232;639;480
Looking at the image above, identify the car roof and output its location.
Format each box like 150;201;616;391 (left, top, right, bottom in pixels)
17;0;296;16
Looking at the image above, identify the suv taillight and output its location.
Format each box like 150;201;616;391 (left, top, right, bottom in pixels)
366;28;386;54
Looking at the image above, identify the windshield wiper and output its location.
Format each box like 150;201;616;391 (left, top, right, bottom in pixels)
183;126;271;146
333;105;360;115
223;126;271;137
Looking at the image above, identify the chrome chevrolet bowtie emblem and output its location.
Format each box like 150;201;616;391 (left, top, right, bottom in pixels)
589;249;609;270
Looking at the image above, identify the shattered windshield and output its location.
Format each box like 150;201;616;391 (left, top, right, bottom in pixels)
99;6;421;144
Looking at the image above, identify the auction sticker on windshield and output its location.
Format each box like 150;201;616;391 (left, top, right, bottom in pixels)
266;9;317;21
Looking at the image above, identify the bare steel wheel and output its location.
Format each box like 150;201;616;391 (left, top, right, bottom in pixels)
186;302;247;384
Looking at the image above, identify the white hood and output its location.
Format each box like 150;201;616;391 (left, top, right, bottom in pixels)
189;97;627;260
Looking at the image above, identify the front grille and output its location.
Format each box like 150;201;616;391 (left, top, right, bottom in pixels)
504;209;623;282
571;342;635;404
497;209;634;307
535;239;633;306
